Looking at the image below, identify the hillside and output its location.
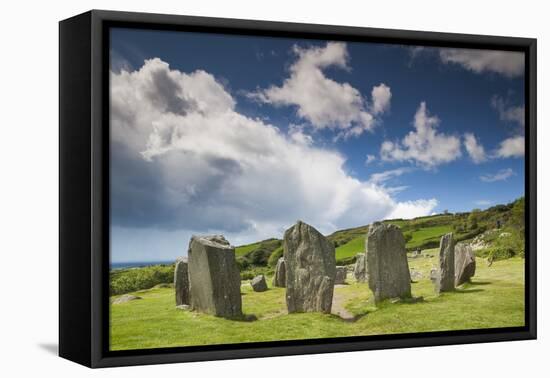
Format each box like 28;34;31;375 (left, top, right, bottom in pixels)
110;197;524;294
235;197;525;270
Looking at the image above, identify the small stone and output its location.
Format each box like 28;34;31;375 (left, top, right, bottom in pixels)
251;274;268;292
335;266;347;284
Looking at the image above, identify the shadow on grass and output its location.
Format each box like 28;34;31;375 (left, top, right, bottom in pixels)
330;312;369;323
229;313;259;322
468;281;492;286
453;288;484;294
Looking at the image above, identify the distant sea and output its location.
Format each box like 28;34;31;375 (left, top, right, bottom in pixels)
110;260;174;270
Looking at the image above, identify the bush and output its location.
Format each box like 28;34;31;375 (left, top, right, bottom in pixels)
110;264;174;296
476;228;525;260
240;266;272;281
336;255;357;266
267;246;284;267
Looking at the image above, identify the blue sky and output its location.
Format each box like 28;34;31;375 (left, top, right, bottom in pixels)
109;28;525;263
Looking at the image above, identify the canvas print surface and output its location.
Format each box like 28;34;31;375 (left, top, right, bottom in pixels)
109;27;526;351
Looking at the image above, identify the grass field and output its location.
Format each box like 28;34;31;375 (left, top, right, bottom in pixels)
405;225;454;250
235;242;261;257
110;252;525;351
335;236;364;260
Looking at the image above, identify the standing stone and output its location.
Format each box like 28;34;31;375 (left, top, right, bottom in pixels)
188;235;242;318
366;222;411;303
455;242;476;286
436;233;455;293
284;221;336;313
272;257;286;287
174;257;190;306
354;253;368;283
335;266;347;284
251;274;268;292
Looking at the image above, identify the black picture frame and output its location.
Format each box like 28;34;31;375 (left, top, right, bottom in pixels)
59;9;537;368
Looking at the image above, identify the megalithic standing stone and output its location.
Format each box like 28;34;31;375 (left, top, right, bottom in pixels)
354;253;368;282
188;235;242;318
272;257;286;287
174;256;190;306
366;222;411;303
284;221;336;313
454;242;476;286
436;233;455;293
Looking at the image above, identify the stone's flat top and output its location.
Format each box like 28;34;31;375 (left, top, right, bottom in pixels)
191;234;232;249
368;221;400;235
175;256;188;263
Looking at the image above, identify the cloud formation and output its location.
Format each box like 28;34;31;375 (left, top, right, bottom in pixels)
490;95;525;158
464;132;487;164
110;58;436;241
480;168;515;183
380;102;462;168
495;135;525;158
439;48;525;78
250;42;391;139
491;95;525;128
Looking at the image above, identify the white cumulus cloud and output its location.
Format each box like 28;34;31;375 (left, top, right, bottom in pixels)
249;42;391;139
464;132;487;164
439;48;525;78
110;58;436;243
380;102;462;168
495;135;525;158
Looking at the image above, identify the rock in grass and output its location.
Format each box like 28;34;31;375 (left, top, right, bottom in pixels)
188;235;242;318
112;294;142;304
430;268;439;282
354;253;368;283
251;274;268;292
455;242;476;286
335;266;347;284
366;222;411;303
272;257;286;287
435;233;455;293
174;257;190;306
284;221;336;314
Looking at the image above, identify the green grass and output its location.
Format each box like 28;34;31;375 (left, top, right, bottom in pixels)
235;242;262;257
110;254;525;351
335;236;364;261
405;225;453;250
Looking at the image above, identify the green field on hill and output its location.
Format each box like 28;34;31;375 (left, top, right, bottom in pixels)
110;255;525;350
109;198;525;350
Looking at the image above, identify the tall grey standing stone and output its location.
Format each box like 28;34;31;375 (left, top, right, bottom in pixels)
366;222;411;303
354;253;368;283
454;242;476;286
188;235;242;318
436;233;455;293
335;266;347;284
284;221;336;314
174;257;190;306
272;257;286;287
